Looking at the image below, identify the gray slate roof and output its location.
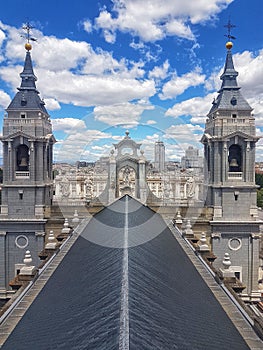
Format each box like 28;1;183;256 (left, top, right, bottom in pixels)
1;196;251;349
208;48;252;114
6;51;48;114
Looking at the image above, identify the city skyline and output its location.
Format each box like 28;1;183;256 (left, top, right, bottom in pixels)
0;0;262;163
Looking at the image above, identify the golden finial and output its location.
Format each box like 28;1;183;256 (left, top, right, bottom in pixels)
226;41;233;50
25;42;32;51
21;22;37;51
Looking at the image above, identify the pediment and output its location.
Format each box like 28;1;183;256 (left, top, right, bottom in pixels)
200;133;212;143
219;131;260;141
0;130;36;141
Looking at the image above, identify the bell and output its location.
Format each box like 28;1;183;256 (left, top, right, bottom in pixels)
229;158;238;167
19;157;28;167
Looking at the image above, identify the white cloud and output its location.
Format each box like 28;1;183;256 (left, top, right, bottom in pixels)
159;67;205;100
165;19;194;40
95;0;233;43
129;41;145;50
83;19;93;33
164;124;203;145
146;120;157;125
94;101;154;126
52;118;86;132
149;60;170;80
0;23;155;109
103;30;116;44
234;50;263;120
165;93;215;122
37;70;155;106
44;98;61;111
0;89;11;109
54;129;112;162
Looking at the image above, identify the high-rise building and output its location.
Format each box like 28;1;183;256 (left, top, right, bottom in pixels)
154;140;165;172
201;40;261;300
0;43;55;297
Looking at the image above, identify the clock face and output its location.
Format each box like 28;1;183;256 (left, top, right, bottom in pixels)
121;147;133;155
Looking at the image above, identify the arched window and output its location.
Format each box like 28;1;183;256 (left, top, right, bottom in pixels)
16;144;29;171
228;144;242;172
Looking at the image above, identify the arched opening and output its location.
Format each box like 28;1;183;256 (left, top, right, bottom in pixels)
228;144;242;172
16;144;29;171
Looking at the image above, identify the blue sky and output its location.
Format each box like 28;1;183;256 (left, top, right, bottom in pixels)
0;0;262;163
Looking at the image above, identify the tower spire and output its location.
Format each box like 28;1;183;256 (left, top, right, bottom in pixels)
6;24;47;114
208;23;251;114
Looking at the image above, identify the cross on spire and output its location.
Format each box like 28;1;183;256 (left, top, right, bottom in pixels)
21;22;37;44
224;18;236;40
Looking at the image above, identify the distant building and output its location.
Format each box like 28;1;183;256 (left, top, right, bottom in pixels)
181;146;203;169
53;133;203;206
154;141;165;172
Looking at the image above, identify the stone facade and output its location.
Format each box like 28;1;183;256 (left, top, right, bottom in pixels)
0;47;55;297
201;42;262;300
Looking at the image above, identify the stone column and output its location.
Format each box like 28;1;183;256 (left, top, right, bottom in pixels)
29;140;35;181
249;233;261;301
109;150;116;203
223;141;227;183
139;152;146;202
8;140;13;181
0;231;6;291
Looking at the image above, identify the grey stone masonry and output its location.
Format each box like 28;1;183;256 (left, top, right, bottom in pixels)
0;46;56;294
201;42;262;299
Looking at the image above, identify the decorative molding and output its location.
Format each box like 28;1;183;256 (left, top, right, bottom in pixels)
251;233;261;239
211;232;221;239
35;231;45;237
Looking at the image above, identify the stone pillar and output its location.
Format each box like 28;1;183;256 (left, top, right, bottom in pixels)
37;142;44;181
245;141;250;182
29;140;35;181
0;231;6;291
223;141;227;182
8;140;13;181
109;150;116;203
249;233;261;301
35;231;45;253
139;151;146;202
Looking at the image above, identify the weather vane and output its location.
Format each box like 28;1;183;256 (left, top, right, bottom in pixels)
224;18;236;41
20;22;37;51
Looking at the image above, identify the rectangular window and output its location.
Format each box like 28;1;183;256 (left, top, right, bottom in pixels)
18;190;24;200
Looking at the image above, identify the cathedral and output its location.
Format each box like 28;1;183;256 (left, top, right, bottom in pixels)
0;28;262;349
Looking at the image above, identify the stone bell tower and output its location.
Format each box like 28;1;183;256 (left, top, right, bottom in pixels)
201;38;261;300
0;34;55;297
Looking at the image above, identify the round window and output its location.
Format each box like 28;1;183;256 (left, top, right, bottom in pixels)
228;237;242;251
15;235;29;249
